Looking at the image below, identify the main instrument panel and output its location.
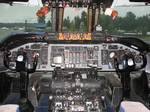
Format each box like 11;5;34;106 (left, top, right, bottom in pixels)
10;43;143;71
50;45;99;68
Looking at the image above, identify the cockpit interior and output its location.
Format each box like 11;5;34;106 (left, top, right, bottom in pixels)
0;0;150;112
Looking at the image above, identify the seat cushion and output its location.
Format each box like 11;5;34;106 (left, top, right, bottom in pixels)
119;101;150;112
0;104;20;112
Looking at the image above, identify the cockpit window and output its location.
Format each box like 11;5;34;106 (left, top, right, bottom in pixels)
0;1;150;111
0;1;150;40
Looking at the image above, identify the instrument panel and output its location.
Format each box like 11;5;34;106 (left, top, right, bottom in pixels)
9;43;143;71
50;45;99;68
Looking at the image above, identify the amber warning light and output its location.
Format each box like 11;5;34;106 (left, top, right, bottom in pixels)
58;33;92;40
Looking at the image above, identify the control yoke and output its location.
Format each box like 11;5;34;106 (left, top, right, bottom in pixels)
4;50;38;73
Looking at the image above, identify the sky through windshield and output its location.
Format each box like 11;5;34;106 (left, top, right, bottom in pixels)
0;0;149;23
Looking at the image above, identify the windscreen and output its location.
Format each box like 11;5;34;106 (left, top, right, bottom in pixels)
0;0;150;41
